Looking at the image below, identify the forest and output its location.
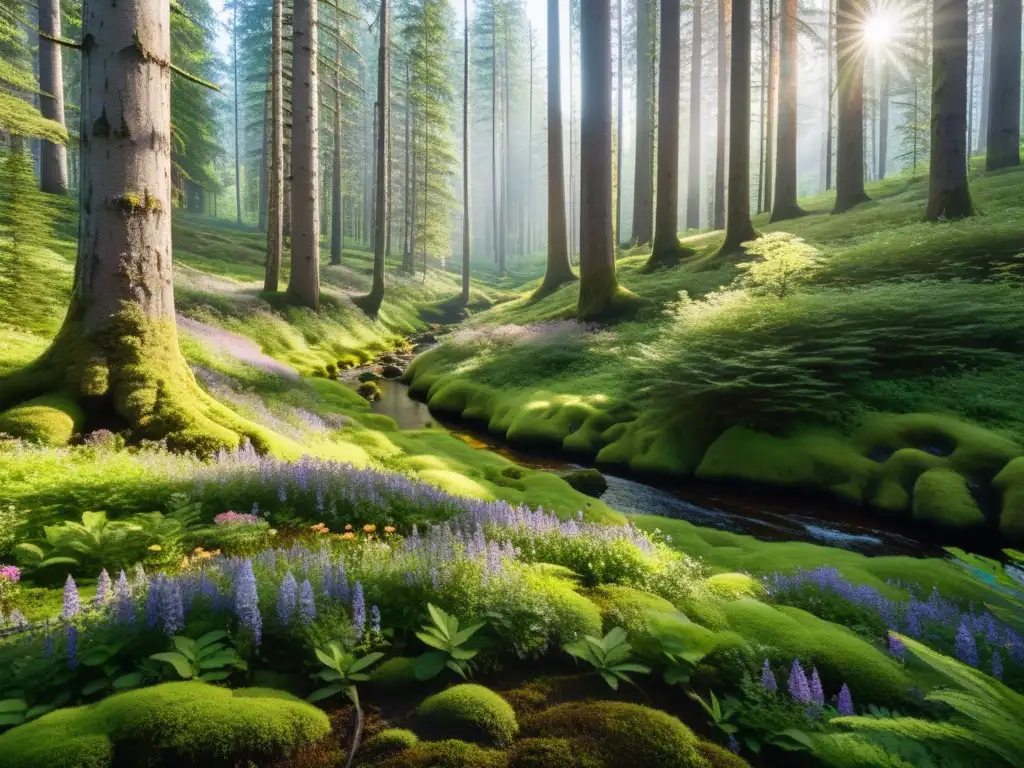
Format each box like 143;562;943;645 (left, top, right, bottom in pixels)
0;0;1023;765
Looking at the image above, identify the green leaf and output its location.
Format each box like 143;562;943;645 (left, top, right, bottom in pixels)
0;714;25;726
308;684;344;703
427;604;450;637
195;630;229;650
612;663;651;675
450;647;479;661
198;671;231;682
664;668;691;686
446;660;469;679
79;648;113;668
451;622;486;646
81;678;110;696
413;652;448;681
599;671;619;690
36;557;81;568
602;627;628;650
113;673;143;690
172;636;199;662
0;699;26;714
198;651;239;669
415;631;451;652
349;652;385;674
13;543;45;561
150;652;194;679
25;703;55;720
315;647;340;670
345;686;360;709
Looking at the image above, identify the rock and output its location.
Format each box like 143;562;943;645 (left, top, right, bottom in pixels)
358;371;382;383
357;381;381;402
381;364;404;379
380;354;399;364
563;469;608;498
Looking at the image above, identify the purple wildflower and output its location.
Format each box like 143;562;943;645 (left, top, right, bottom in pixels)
888;633;905;661
351;581;366;641
131;564;147;596
43;634;54;658
114;570;134;625
234;558;262;647
66;625;78;669
145;579;160;629
159;577;184;636
955;620;979;667
788;659;811;704
809;667;824;705
277;572;297;624
0;565;21;582
837;684;854;716
727;734;740;754
7;609;26;628
991;651;1003;681
761;659;777;692
298;579;316;626
370;605;381;636
94;569;112;605
62;574;80;619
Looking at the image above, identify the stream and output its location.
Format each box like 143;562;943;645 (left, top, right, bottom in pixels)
360;379;948;558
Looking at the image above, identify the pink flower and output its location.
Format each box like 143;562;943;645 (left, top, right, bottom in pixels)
0;565;21;582
214;511;261;526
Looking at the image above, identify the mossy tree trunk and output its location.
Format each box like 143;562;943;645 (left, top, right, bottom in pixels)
37;0;68;196
0;0;268;456
359;0;389;316
686;0;703;230
648;0;687;269
985;0;1021;170
926;0;975;220
535;0;577;298
631;0;654;246
577;0;620;320
718;0;758;255
265;0;284;292
714;0;729;230
770;0;805;221
832;0;870;213
288;0;322;310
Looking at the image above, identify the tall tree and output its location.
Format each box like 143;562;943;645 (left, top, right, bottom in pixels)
462;0;471;303
578;0;621;319
232;3;243;224
877;62;889;179
492;2;500;271
719;0;758;253
361;0;390;314
0;0;260;454
714;0;729;229
687;0;703;229
832;0;869;213
287;0;321;309
649;0;687;268
762;0;777;213
37;0;68;195
985;0;1021;169
824;0;834;189
264;0;284;292
927;0;974;219
535;0;576;297
616;0;624;245
770;0;805;220
631;0;654;245
330;2;344;267
977;0;992;153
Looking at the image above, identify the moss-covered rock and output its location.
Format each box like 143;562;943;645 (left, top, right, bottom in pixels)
361;739;507;768
994;457;1024;542
360;729;420;761
590;584;683;635
562;469;608;498
703;573;763;601
358;381;382;402
414;684;519;747
522;701;709;768
508;737;604;768
0;681;331;768
695;741;752;767
0;392;85;446
911;468;986;529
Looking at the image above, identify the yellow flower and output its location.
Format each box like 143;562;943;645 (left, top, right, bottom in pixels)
363;524;377;533
148;545;163;552
194;547;205;554
342;532;356;540
384;526;396;534
180;557;190;569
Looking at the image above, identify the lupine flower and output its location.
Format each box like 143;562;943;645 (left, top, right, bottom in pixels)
131;564;148;596
370;605;381;636
145;579;160;629
992;651;1003;681
887;633;905;661
94;569;112;605
788;659;812;704
159;577;184;636
837;684;854;716
955;620;979;667
809;667;824;705
114;570;134;625
62;575;80;619
298;580;316;626
760;659;777;692
234;558;262;647
278;573;297;624
66;625;78;669
351;581;366;641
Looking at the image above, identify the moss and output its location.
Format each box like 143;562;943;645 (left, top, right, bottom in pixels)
703;573;763;601
363;739;507;768
868;448;945;513
360;729;420;761
695;741;752;768
357;381;382;402
522;701;710;768
0;682;330;768
911;468;986;529
413;684;519;747
508;737;604;768
562;468;608;498
0;392;84;446
370;657;420;689
994;457;1024;542
590;584;682;635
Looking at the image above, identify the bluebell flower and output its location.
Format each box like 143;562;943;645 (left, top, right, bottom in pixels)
43;633;54;658
727;734;740;754
299;579;316;626
114;570;134;625
370;605;381;636
837;684;854;716
760;659;777;692
809;667;824;705
7;609;26;628
131;564;148;596
955;620;978;667
159;577;184;636
277;572;297;624
887;633;905;661
62;574;80;619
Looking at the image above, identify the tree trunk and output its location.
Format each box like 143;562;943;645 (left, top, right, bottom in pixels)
528;27;535;255
578;0;621;320
757;0;766;213
687;0;703;229
649;0;686;267
536;0;576;297
967;0;977;158
360;0;390;314
0;0;260;455
404;62;413;271
825;0;834;190
500;23;510;277
832;0;869;213
233;5;243;225
770;0;804;220
985;0;1021;170
616;0;624;246
265;0;284;292
877;63;889;179
714;0;729;229
410;106;418;266
719;0;758;253
492;9;500;267
927;0;974;219
37;0;68;196
631;0;654;245
977;0;992;152
462;0;471;303
330;53;343;265
258;83;269;231
762;0;777;213
287;0;321;309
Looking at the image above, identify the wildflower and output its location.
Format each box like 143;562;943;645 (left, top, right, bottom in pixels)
277;572;297;624
145;579;160;629
159;577;184;636
114;570;134;625
131;564;147;595
94;569;112;605
344;524;353;531
62;574;80;619
809;667;824;705
0;565;21;582
310;523;329;535
298;580;316;626
148;545;163;552
370;605;381;636
727;735;740;754
363;524;376;534
991;651;1003;681
787;659;811;704
66;625;78;670
43;634;54;658
234;558;262;647
837;684;854;716
215;511;261;526
342;532;356;540
887;633;905;661
955;620;979;667
7;609;26;628
760;659;777;692
351;581;366;642
384;526;396;535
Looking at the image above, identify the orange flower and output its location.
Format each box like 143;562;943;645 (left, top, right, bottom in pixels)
363;524;377;533
384;526;396;534
342;532;356;540
344;524;353;531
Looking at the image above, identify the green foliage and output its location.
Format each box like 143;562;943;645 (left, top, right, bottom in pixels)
562;469;608;498
562;627;651;691
733;233;823;298
413;603;485;681
361;738;507;767
413;684;519;747
0;393;83;447
308;642;384;707
360;728;420;761
149;630;244;682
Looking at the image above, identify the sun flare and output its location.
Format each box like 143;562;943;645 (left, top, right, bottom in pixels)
862;11;897;46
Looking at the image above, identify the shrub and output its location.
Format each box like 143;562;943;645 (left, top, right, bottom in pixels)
362;738;507;767
0;682;331;768
733;232;823;299
562;469;608;498
360;729;419;761
413;684;519;747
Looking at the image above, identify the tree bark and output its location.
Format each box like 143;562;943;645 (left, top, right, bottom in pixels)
714;0;729;229
258;85;269;232
649;0;686;267
719;0;758;253
832;0;869;213
762;0;777;213
687;0;703;229
616;0;624;246
770;0;805;220
927;0;975;219
536;0;576;297
288;0;321;309
492;7;500;267
360;0;390;314
825;0;834;189
330;2;344;267
462;0;471;302
631;0;654;245
967;0;977;158
233;5;243;225
265;0;284;292
500;21;510;277
877;63;889;179
37;0;68;195
578;0;621;320
985;0;1021;170
977;0;992;153
404;62;413;271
